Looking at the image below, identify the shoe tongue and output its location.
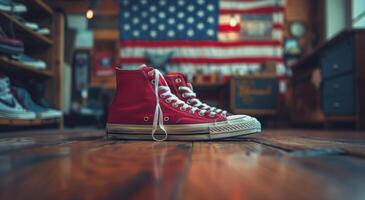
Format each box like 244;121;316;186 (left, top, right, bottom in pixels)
139;64;168;86
138;64;153;72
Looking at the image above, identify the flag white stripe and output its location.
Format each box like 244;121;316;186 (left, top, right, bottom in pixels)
220;0;284;10
120;46;283;59
121;63;284;75
273;12;284;24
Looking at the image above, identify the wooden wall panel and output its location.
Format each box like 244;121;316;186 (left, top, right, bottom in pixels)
285;0;311;22
284;0;325;53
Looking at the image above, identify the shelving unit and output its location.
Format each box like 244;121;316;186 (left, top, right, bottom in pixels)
0;0;64;128
0;56;53;77
18;0;53;19
0;12;53;47
0;117;60;126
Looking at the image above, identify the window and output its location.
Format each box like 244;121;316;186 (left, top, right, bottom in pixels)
352;0;365;28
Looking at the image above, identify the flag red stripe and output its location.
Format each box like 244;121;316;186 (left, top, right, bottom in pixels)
218;24;241;32
272;23;284;29
120;40;282;47
119;57;283;64
220;6;284;14
219;23;284;32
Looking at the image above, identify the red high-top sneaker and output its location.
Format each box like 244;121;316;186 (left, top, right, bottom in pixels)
164;72;261;129
106;65;260;141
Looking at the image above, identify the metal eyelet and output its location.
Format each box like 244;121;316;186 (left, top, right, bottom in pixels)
164;117;169;121
182;94;186;98
144;116;149;121
175;78;182;83
151;79;155;84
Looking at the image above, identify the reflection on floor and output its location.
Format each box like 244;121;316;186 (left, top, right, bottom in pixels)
0;129;365;200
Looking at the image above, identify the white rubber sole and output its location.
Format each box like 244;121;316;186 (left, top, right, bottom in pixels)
0;111;36;120
106;120;261;141
38;112;62;119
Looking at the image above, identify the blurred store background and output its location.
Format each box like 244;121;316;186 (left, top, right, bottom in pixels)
0;0;364;131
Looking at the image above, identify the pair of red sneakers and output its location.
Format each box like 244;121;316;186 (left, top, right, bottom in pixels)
106;65;261;141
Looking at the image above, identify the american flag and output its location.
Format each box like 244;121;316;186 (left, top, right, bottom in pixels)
119;0;285;75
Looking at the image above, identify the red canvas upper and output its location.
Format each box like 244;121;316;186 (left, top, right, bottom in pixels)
165;72;232;116
107;65;226;125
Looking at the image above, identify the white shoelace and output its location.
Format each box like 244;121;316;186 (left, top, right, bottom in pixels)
151;70;214;141
178;86;228;116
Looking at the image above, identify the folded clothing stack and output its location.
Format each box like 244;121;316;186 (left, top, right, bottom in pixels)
12;54;47;69
14;15;51;35
0;35;24;55
14;15;39;30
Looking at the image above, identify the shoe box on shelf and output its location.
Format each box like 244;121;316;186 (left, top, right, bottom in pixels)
0;0;64;129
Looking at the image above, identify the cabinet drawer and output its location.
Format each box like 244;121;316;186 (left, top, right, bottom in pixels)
323;77;355;115
321;37;354;79
323;74;354;97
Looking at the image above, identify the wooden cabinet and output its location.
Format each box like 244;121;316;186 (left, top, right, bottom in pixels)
291;29;365;129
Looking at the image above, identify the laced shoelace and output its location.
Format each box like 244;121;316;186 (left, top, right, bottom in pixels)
178;86;228;117
151;70;216;141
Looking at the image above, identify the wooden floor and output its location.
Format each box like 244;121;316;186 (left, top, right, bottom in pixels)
0;129;365;200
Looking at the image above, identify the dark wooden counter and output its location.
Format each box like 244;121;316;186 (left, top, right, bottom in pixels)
0;129;365;200
289;29;365;128
290;29;365;70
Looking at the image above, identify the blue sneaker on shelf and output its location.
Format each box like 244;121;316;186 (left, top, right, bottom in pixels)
0;76;36;120
13;87;62;119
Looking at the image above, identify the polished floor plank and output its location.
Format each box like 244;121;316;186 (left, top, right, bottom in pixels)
184;142;365;199
0;129;365;200
0;129;104;153
246;130;365;157
183;142;349;200
0;141;192;200
249;129;365;142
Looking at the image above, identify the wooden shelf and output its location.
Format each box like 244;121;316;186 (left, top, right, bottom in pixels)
0;117;61;126
0;12;53;47
0;56;53;78
17;0;53;19
326;116;356;122
0;3;64;129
